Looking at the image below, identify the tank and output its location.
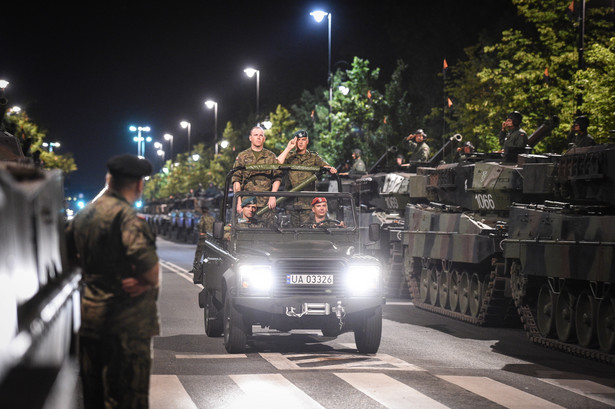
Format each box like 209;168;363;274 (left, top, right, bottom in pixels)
0;132;81;407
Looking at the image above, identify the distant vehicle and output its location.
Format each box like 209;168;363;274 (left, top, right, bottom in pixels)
194;165;385;353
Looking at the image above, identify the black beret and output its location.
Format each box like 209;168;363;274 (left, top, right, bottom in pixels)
107;154;152;178
293;130;308;139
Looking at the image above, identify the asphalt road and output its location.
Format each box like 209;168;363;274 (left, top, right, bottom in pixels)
79;237;615;408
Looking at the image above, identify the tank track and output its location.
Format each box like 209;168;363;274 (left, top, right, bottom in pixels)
407;261;516;326
511;272;615;366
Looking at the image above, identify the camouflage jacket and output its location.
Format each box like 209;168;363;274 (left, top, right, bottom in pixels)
66;190;160;339
232;148;282;207
407;141;430;162
284;150;329;190
499;127;528;149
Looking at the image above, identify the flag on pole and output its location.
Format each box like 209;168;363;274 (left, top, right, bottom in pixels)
367;90;372;99
443;59;448;70
566;0;575;19
447;98;453;108
543;67;550;84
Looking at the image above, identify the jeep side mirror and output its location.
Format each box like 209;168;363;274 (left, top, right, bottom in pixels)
368;223;381;242
213;221;224;239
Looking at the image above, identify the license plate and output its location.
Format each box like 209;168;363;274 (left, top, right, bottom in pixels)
286;274;333;285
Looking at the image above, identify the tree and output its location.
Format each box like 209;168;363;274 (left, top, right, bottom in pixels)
443;0;615;153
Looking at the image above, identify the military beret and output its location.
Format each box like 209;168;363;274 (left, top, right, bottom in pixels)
311;197;327;206
241;196;257;207
293;130;308;139
107;154;152;178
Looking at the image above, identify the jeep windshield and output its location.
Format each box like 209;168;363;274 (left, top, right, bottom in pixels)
231;191;357;232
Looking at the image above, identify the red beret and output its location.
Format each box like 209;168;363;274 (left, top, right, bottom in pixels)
311;197;327;206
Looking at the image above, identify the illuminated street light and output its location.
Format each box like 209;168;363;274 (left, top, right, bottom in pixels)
129;125;151;157
243;67;260;118
310;10;332;131
262;120;272;130
339;85;349;95
180;121;191;152
192;153;200;161
204;100;219;154
220;140;229;149
42;142;61;152
164;133;174;159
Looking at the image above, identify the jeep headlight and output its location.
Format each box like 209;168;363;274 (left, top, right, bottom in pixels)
239;264;273;291
345;264;381;295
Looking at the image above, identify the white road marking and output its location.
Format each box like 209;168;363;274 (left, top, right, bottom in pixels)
539;378;615;407
260;352;423;371
150;375;198;409
438;375;565;409
160;259;202;288
176;354;247;359
336;372;449;409
230;374;325;409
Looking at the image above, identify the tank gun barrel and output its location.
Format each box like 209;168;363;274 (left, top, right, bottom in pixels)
368;146;398;173
429;134;462;164
527;115;559;147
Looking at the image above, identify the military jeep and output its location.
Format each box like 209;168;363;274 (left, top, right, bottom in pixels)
195;165;384;353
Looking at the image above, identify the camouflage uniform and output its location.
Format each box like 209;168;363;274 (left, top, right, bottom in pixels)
66;189;159;409
408;141;430;162
232;148;282;207
191;212;215;284
284;150;330;225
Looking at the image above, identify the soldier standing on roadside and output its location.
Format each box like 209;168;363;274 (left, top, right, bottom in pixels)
277;129;337;225
232;126;281;215
65;154;160;409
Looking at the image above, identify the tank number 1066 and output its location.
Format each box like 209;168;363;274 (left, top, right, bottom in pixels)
474;193;495;209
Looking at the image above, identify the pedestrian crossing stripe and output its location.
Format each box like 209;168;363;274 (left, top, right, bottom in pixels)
149;373;615;409
260;352;424;371
438;376;564;409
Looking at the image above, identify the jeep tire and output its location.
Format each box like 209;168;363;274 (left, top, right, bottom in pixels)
353;306;382;354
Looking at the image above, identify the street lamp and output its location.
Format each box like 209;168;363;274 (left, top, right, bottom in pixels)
163;133;173;160
310;10;332;130
129;125;151;157
204;100;219;154
42;142;61;152
180;121;191;152
243;67;260;118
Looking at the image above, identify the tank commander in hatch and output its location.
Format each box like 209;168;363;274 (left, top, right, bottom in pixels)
499;111;528;150
405;129;430;162
567;115;596;148
339;148;366;178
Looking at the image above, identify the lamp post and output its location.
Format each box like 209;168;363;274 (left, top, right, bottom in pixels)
243;67;260;118
310;10;332;131
204;100;218;154
0;79;9;127
180;121;191;152
129;125;151;157
42;142;61;152
163;133;173;160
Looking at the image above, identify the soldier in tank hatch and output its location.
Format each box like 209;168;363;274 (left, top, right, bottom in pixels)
405;129;430;162
567;115;596;148
499;111;528;150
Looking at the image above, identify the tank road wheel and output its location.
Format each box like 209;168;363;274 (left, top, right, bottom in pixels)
597;295;615;352
354;306;382;354
428;267;439;306
555;287;576;343
419;268;430;303
469;273;483;318
204;290;223;337
438;269;450;309
458;271;470;315
448;269;460;312
536;285;555;337
575;290;598;348
224;290;247;353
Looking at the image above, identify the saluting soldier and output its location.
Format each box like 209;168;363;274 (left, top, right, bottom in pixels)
232;126;281;215
405;129;431;162
65;154;160;409
277;129;337;225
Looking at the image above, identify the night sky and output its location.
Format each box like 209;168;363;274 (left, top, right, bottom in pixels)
2;1;516;198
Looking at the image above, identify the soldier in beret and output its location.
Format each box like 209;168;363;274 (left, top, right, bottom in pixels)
237;196;262;226
65;153;160;409
277;130;337;226
304;197;345;228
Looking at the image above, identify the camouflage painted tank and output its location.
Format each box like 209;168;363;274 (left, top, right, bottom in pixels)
504;143;615;363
